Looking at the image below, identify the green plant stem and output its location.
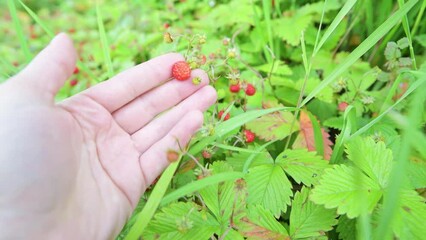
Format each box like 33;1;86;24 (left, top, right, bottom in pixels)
411;0;426;36
398;0;417;70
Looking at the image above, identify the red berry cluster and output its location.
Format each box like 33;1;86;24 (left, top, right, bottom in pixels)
228;81;256;96
218;110;230;121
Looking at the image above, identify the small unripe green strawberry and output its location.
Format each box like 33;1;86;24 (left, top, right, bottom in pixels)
172;61;191;81
163;32;173;43
227;48;237;58
192;77;202;85
199;34;207;44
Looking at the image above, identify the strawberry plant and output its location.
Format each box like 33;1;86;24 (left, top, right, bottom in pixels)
1;0;426;240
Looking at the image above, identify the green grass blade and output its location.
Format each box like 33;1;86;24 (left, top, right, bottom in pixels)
213;143;261;153
307;111;324;159
350;77;425;140
364;0;374;36
411;0;426;36
8;0;31;62
379;74;402;114
374;74;425;240
243;140;277;173
18;0;54;37
160;172;244;206
302;0;419;107
124;156;182;240
262;0;274;58
0;58;16;77
398;0;417;70
19;0;99;83
314;0;357;55
329;105;356;164
96;2;114;78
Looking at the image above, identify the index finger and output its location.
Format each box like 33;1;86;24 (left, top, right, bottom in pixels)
80;53;184;112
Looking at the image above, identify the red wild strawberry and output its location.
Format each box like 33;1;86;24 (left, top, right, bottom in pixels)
244;129;255;143
70;79;78;87
172;61;191;81
218;110;230;121
73;67;79;74
164;22;170;29
202;150;212;159
245;83;256;96
338;102;349;111
229;83;240;93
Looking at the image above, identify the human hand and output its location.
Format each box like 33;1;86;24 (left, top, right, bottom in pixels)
0;33;217;239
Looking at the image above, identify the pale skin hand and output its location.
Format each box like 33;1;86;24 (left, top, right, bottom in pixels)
0;33;217;239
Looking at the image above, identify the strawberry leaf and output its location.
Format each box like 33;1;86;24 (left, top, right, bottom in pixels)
336;215;357;240
199;162;235;229
276;149;330;186
246;111;299;141
143;202;220;240
289;187;338;239
273;14;313;46
292;111;333;160
390;190;426;240
345;137;393;188
238;205;290;240
310;164;383;218
227;145;274;172
246;164;293;217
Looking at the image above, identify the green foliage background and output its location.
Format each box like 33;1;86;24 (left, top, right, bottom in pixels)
1;0;425;239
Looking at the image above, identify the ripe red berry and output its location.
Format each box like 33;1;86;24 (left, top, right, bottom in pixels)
202;150;212;159
70;79;78;87
229;84;240;93
164;23;170;29
218;110;230;121
244;130;255;143
73;67;79;74
172;61;191;81
338;102;349;111
245;83;256;96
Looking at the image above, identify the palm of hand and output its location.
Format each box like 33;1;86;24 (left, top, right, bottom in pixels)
0;34;216;239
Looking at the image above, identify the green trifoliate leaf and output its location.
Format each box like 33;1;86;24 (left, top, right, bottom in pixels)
143;202;220;240
345;137;393;188
289;187;338;239
310;164;382;218
276;149;330;186
246;164;293;217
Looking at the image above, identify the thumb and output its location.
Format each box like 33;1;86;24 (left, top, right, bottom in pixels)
16;33;77;100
